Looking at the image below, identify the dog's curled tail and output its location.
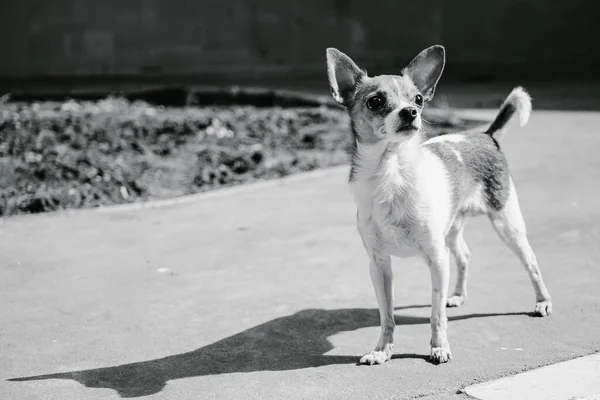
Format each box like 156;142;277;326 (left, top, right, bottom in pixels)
485;87;532;140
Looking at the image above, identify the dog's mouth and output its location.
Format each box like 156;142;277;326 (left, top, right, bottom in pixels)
396;124;419;134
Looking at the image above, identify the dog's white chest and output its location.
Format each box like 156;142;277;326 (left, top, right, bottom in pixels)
350;179;421;258
349;148;453;258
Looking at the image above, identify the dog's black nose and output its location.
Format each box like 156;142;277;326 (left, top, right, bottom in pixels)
399;107;418;122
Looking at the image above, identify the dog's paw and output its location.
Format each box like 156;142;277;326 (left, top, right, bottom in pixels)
534;300;552;317
359;350;390;365
359;343;393;366
446;295;465;308
430;346;452;364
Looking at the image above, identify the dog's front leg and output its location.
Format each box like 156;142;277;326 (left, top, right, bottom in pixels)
422;241;452;363
359;252;395;365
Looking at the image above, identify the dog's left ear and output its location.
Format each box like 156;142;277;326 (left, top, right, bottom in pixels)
404;45;446;102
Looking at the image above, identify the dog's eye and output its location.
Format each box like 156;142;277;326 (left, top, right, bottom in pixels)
366;96;385;111
415;94;424;106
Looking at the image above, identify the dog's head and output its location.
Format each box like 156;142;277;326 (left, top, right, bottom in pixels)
326;46;445;145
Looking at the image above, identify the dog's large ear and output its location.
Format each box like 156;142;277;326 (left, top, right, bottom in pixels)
326;48;365;105
404;45;445;102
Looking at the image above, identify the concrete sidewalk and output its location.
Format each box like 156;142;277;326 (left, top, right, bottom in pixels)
1;111;600;399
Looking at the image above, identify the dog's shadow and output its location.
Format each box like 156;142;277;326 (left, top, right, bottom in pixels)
9;306;531;398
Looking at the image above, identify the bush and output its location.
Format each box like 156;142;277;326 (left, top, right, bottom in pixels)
0;97;482;216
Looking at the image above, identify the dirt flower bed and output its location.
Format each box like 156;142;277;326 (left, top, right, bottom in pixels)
0;97;483;216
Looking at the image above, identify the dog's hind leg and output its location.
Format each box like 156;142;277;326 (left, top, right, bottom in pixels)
446;216;470;308
359;252;395;365
488;179;552;317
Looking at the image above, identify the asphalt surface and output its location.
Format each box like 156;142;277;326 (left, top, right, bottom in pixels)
1;110;600;400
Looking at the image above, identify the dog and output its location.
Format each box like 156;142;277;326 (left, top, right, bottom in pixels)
325;45;552;365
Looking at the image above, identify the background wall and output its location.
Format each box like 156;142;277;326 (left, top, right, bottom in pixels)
0;0;598;91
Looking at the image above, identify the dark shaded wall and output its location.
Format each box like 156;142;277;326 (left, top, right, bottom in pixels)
0;0;598;86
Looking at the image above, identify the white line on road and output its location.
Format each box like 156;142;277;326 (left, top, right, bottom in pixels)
463;353;600;400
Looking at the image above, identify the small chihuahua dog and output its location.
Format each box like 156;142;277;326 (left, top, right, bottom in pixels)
326;45;552;365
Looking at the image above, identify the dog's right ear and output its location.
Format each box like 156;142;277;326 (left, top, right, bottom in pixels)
326;48;365;105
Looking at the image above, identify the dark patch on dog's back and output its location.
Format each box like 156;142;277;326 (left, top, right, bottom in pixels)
425;132;510;211
464;133;510;210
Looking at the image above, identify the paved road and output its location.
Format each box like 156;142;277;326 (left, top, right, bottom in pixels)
1;111;599;400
